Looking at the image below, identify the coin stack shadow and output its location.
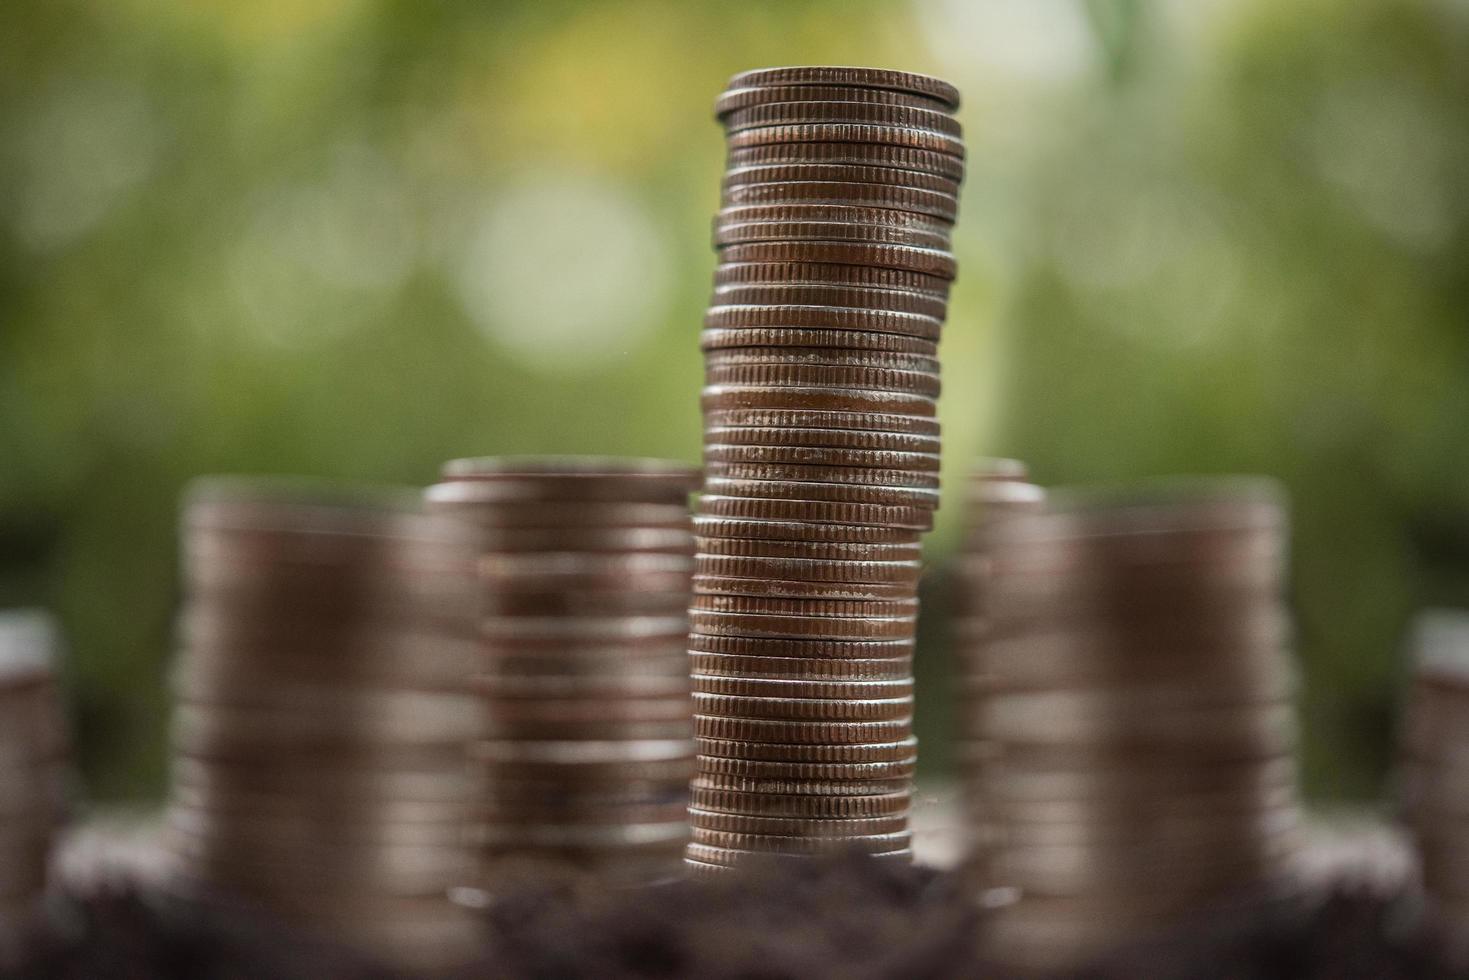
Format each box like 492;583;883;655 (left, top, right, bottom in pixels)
950;460;1046;874
1399;611;1469;966
686;66;965;873
0;612;70;964
424;458;700;891
162;479;484;973
965;479;1305;973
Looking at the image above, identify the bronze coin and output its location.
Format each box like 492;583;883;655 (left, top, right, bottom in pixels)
694;692;913;721
693;714;910;743
711;284;949;320
688;807;909;837
717;240;956;278
721;162;960;197
723;100;961;136
696;494;933;530
712;259;950;295
691;675;913;699
724;68;960;109
716;82;953;117
704;303;943;340
695;754;916;781
689;787;910;818
695;735;917;763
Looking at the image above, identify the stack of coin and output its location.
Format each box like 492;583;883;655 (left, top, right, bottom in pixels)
686;66;965;873
162;479;484;972
966;479;1304;972
1400;611;1469;963
0;612;70;962
424;458;700;889
949;460;1046;872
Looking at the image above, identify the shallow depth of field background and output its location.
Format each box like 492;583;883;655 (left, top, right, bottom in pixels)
1;0;1465;802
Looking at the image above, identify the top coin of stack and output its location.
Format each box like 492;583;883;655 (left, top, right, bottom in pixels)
162;479;485;973
0;612;70;965
687;67;964;873
1399;611;1469;964
968;479;1304;973
949;460;1046;872
425;458;701;890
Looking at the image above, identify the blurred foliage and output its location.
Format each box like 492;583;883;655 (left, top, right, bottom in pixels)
0;0;1464;801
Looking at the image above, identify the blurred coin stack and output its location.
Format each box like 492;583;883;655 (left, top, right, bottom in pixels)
969;480;1304;972
950;461;1045;869
687;66;964;873
1399;611;1469;962
0;612;70;960
425;458;700;889
163;479;484;972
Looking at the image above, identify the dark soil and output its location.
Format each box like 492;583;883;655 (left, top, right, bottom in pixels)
5;856;1458;979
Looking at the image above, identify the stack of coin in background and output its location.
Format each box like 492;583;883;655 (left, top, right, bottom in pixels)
0;612;71;963
425;458;700;891
1399;610;1469;964
162;479;484;973
687;66;964;873
949;460;1046;874
968;479;1304;973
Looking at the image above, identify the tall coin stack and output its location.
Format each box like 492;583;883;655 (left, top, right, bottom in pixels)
424;458;700;890
163;480;484;973
686;66;965;873
971;480;1304;972
0;613;69;962
1399;611;1469;963
950;461;1045;872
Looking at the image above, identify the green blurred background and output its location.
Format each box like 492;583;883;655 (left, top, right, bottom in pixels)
1;0;1465;802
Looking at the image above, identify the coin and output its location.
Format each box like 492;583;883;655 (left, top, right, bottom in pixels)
691;774;909;796
689;653;913;681
693;535;921;561
724;67;960;108
704;444;942;474
722;100;962;137
688;632;913;658
710;284;950;319
697;494;933;530
690;785;910;818
691;593;917;618
688;808;909;837
693;692;914;721
702;407;941;436
692;575;915;603
721;181;959;222
712;259;951;296
692;515;922;543
715;84;952;116
704;424;941;453
702;477;939;510
705;302;943;339
695;754;916;781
